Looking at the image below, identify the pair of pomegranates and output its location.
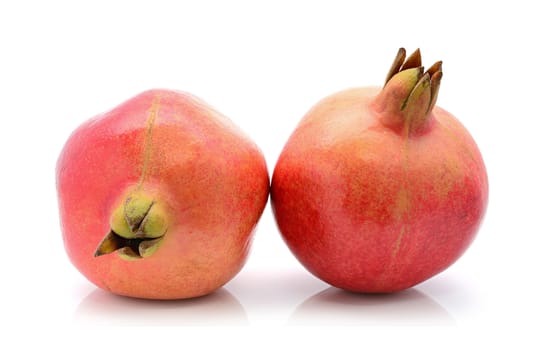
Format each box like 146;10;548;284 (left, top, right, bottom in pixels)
56;48;488;299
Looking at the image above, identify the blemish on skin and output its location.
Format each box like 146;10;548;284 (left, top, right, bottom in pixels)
392;225;407;257
391;188;410;258
393;187;410;221
392;129;411;258
138;95;161;186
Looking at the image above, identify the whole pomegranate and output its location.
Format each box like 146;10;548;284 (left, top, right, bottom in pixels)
56;89;269;299
271;48;488;293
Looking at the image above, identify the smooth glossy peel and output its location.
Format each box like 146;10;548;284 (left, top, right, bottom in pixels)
57;89;270;299
271;48;488;293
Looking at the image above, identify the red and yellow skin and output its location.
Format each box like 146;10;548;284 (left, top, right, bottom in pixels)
57;89;269;299
271;49;488;293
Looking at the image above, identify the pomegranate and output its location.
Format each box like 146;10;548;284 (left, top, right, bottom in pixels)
271;48;488;293
56;89;269;299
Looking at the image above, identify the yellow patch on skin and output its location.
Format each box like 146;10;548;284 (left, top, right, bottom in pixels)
392;225;407;258
391;188;410;258
393;187;410;221
391;129;411;258
431;118;472;200
437;117;479;169
433;156;460;199
138;95;161;187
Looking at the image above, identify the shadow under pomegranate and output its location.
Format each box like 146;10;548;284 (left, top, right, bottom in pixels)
73;287;248;326
288;286;455;326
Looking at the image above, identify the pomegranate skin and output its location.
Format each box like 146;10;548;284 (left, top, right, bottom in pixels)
56;89;269;299
271;86;488;293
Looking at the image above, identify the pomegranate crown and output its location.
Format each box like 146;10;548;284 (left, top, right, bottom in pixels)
384;48;443;116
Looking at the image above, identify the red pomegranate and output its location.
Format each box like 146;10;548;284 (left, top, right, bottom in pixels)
271;48;488;293
56;89;269;299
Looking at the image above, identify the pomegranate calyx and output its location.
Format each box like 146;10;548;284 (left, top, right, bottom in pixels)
94;190;169;259
401;72;432;132
377;48;443;134
94;231;164;259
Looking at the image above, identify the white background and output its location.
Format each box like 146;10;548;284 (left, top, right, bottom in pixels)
1;0;546;347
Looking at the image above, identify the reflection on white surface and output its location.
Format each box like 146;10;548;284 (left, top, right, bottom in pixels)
288;287;456;326
74;287;248;326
